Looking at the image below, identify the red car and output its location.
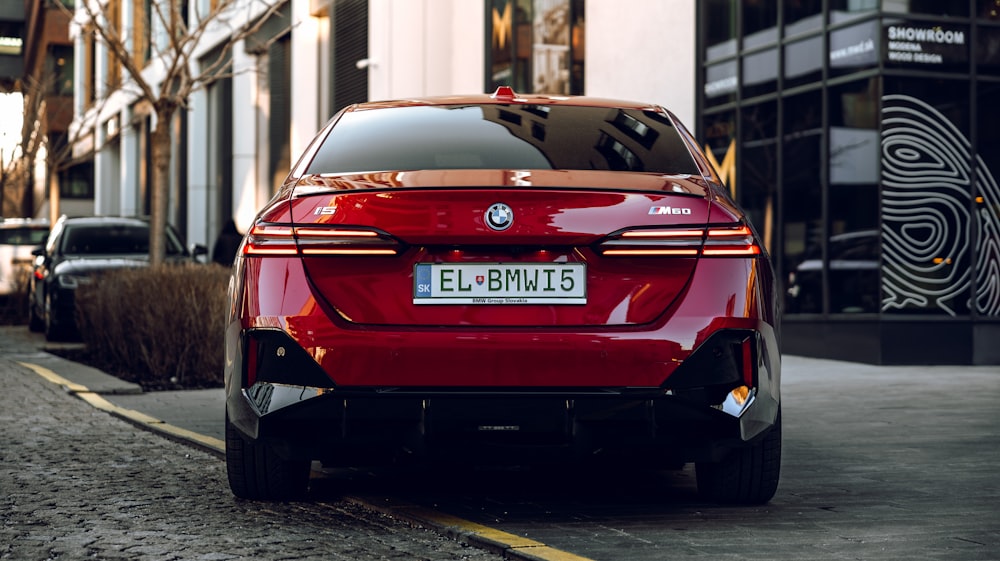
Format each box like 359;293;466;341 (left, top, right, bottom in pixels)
224;88;781;503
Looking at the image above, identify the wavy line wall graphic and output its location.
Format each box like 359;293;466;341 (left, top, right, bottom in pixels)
881;94;1000;316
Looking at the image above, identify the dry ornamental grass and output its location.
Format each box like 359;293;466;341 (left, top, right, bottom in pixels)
74;264;231;389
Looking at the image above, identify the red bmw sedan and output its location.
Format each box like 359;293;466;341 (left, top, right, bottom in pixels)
225;88;781;503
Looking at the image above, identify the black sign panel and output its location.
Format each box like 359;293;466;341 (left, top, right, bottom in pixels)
884;22;969;70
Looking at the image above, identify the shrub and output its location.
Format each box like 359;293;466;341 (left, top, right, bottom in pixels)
74;264;231;389
0;268;32;325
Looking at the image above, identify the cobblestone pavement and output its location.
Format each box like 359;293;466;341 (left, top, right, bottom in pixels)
0;358;502;561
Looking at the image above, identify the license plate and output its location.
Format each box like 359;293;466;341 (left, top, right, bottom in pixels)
413;263;586;305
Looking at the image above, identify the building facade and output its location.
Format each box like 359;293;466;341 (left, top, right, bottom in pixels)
0;3;24;90
697;0;1000;364
22;0;87;222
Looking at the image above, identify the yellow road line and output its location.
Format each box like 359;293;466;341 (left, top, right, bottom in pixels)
404;507;597;560
22;360;593;561
349;501;598;561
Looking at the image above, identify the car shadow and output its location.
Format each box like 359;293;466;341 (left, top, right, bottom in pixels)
308;461;710;522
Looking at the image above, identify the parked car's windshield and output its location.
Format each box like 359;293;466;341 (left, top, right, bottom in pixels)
306;104;700;176
59;224;185;255
0;227;49;246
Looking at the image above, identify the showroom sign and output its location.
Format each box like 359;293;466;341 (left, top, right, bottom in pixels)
885;23;967;66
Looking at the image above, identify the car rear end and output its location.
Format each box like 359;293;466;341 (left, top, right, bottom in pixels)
225;91;781;503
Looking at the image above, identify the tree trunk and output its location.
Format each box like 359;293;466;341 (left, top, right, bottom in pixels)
150;108;174;266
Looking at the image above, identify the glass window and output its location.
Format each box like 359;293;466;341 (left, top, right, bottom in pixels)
532;0;570;94
830;0;878;25
979;0;1000;19
829;19;880;78
0;25;21;58
829;80;880;313
46;45;74;96
702;110;737;199
740;102;778;263
569;0;584;95
975;82;1000;316
741;47;778;99
0;22;22;56
489;0;514;89
487;0;532;92
704;59;738;107
306;105;700;175
743;0;779;49
882;0;969;16
84;27;96;107
785;0;823;37
59;162;95;200
704;0;738;61
976;25;1000;71
487;0;583;94
784;34;823;89
881;78;972;316
781;92;823;314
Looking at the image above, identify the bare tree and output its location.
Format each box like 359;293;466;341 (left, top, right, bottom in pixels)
55;0;288;265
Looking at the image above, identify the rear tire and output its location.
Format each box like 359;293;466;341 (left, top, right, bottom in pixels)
695;409;781;504
225;413;310;500
42;294;68;342
27;299;43;332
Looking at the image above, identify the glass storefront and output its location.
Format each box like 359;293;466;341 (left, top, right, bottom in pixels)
697;1;1000;364
485;0;585;95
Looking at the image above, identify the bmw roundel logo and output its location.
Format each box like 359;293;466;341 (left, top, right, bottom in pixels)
485;203;514;231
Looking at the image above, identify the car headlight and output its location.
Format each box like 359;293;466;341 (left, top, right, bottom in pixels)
57;274;92;289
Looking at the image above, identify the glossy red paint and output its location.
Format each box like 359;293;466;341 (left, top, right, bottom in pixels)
235;244;774;388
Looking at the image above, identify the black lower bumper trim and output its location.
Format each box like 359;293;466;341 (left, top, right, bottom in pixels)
227;389;763;466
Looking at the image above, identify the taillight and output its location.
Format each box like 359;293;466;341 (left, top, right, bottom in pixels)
242;224;402;256
597;223;760;257
243;225;297;255
703;224;761;257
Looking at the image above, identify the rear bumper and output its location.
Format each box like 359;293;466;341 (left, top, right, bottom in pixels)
225;253;780;465
225;326;780;466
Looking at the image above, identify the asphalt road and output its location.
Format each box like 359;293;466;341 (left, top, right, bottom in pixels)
2;325;999;560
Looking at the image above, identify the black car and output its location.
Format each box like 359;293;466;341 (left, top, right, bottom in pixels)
27;216;196;340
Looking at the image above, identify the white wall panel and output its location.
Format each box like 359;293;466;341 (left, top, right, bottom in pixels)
584;0;696;125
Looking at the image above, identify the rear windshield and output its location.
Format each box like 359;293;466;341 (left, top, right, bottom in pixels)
305;104;700;176
0;227;48;246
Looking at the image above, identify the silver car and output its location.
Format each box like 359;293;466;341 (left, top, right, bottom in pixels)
0;219;49;297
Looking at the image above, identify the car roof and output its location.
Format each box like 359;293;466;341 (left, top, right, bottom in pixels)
343;89;663;113
59;216;150;226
